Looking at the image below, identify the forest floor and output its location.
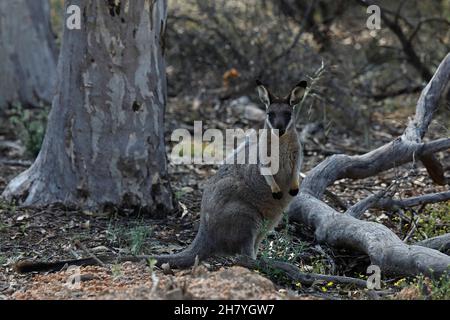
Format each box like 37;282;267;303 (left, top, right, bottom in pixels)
0;94;449;300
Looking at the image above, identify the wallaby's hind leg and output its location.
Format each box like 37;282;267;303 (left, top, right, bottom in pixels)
253;233;265;258
241;240;257;259
253;215;284;258
207;203;262;259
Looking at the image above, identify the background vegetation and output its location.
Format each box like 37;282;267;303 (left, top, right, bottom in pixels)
0;0;449;300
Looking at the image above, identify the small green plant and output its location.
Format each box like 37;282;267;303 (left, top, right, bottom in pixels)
412;272;450;300
259;213;306;263
0;199;17;214
147;258;157;273
106;221;123;247
406;203;450;242
310;259;328;274
106;219;152;255
129;225;151;255
9;104;48;157
254;215;307;283
174;189;186;200
111;264;122;279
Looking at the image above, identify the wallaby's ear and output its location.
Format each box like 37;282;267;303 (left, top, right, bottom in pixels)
256;79;272;107
289;80;307;107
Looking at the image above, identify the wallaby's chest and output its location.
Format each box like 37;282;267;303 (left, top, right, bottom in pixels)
276;137;301;180
279;141;300;168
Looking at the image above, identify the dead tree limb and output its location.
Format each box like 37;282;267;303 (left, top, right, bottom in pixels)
375;191;450;211
236;256;370;289
288;53;450;278
420;154;448;185
346;185;395;218
417;234;450;255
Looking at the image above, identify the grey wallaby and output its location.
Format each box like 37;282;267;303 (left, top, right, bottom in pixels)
15;80;307;273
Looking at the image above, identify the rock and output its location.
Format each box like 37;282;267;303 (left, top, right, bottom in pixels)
164;288;185;300
229;96;265;122
161;263;174;275
229;96;251;108
395;286;421;300
243;104;266;122
181;186;194;193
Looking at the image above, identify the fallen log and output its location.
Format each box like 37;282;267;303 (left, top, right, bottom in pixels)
287;53;450;278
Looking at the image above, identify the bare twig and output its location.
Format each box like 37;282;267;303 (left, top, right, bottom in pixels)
324;190;349;210
346;183;396;218
73;240;106;268
375;191;450;210
409;17;450;42
237;256;370;289
403;213;419;243
361;85;423;101
0;159;32;167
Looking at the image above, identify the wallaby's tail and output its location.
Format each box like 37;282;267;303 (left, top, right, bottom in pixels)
15;257;107;273
15;230;207;273
151;232;206;269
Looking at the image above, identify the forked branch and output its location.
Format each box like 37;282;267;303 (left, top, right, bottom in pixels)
288;53;450;278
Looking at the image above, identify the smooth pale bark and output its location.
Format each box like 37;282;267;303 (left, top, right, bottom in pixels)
0;0;57;109
2;0;175;215
288;53;450;278
417;234;450;255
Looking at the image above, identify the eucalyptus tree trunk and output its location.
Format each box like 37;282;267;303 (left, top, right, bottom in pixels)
2;0;175;215
0;0;57;109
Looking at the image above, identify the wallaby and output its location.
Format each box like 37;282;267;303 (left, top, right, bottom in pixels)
15;80;307;273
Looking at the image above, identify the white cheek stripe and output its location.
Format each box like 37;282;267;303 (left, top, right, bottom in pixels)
266;118;279;136
285;117;294;131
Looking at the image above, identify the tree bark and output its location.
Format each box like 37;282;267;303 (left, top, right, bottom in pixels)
287;53;450;278
0;0;57;109
2;0;175;215
417;234;450;255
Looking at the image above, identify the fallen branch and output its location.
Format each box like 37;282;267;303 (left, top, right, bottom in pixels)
420;153;449;185
287;53;450;278
417;234;450;255
74;240;107;268
364;85;423;101
236;256;369;289
375;191;450;210
346;184;395;218
324;190;349;210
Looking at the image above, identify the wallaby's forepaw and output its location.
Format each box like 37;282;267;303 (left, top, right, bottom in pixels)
289;188;299;196
272;191;283;200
